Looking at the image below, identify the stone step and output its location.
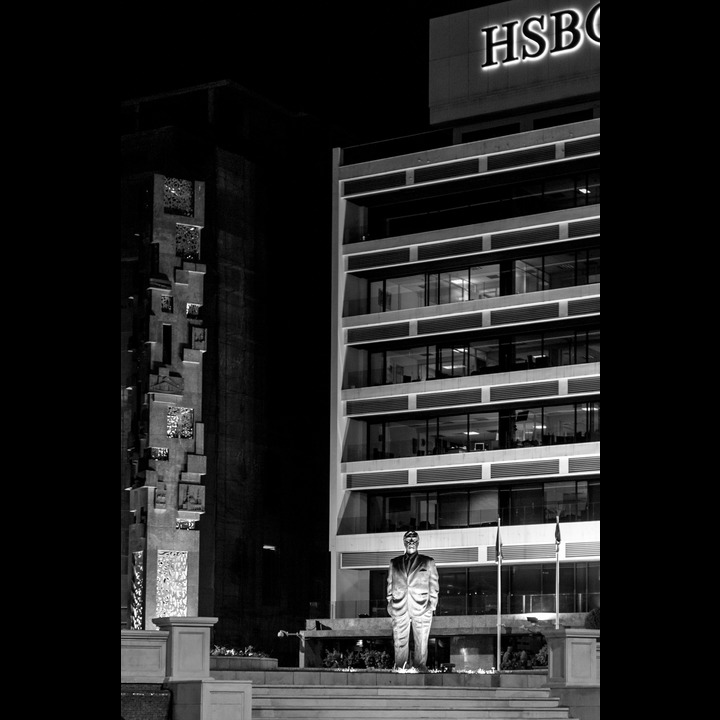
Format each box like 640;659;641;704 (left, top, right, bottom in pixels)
251;685;578;719
253;711;575;719
253;697;562;708
253;685;553;698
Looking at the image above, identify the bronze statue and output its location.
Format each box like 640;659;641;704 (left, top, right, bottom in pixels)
386;530;439;671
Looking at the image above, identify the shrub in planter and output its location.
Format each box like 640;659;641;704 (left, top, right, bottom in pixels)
210;644;269;657
533;644;548;667
361;648;392;669
323;647;393;670
584;607;600;629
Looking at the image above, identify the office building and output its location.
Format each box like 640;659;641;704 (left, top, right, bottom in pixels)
321;0;600;669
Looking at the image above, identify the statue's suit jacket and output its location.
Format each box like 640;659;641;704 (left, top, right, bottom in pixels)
386;552;439;619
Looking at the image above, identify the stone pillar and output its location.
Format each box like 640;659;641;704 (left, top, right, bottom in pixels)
170;679;252;720
150;616;253;720
153;616;218;682
544;628;599;687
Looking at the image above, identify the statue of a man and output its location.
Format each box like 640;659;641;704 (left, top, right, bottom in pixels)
386;530;439;671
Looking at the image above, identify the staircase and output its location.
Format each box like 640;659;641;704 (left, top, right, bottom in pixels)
251;684;578;719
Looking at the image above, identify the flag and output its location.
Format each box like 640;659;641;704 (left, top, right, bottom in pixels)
555;517;561;545
495;524;503;562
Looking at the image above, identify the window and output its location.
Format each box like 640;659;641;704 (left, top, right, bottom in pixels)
438;492;467;528
469;488;498;527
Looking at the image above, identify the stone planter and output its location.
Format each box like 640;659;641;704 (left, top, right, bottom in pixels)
210;655;279;672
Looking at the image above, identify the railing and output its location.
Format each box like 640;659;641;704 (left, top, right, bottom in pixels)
343;435;599;463
333;592;599;619
337;502;600;536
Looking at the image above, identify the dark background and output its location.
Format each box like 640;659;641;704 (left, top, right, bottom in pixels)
119;1;501;144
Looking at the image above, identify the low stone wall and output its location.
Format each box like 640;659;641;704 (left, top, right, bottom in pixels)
208;667;548;687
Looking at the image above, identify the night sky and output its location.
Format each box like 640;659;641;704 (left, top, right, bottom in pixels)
119;1;499;144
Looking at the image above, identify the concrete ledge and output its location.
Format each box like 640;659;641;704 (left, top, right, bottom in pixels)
208;667;548;687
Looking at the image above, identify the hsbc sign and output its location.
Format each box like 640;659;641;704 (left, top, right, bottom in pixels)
480;4;600;69
429;0;601;124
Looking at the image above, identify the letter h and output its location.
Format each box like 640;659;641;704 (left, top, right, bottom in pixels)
481;21;520;68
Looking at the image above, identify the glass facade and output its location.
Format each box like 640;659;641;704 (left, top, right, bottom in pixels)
344;325;599;389
366;561;600;617
344;164;600;243
356;247;599;317
350;479;599;535
345;400;599;462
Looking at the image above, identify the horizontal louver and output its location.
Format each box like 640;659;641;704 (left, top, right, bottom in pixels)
487;145;556;171
565;541;600;558
417;312;484;335
414;158;480;184
490;381;558;402
569;218;600;237
417;466;482;484
346;397;409;415
343;172;406;196
347;471;409;488
418;236;484;261
416;388;484;409
491;304;559;326
568;456;600;473
491;225;560;250
568;297;600;316
564;136;600;158
347;323;410;343
347;248;410;271
341;546;478;569
491;459;560;478
489;543;556;561
567;376;600;394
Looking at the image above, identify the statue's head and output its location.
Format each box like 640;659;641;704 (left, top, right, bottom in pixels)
403;530;419;554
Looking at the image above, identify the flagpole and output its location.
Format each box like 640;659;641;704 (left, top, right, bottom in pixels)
496;516;502;670
555;515;560;630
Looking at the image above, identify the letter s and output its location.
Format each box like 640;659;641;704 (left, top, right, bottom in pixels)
522;16;547;59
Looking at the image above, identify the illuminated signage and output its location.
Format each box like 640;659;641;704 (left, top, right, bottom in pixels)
481;3;600;69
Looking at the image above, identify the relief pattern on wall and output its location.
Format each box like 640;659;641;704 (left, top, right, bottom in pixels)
178;483;205;512
156;550;188;618
167;406;194;439
130;550;144;629
175;223;201;260
163;178;194;217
